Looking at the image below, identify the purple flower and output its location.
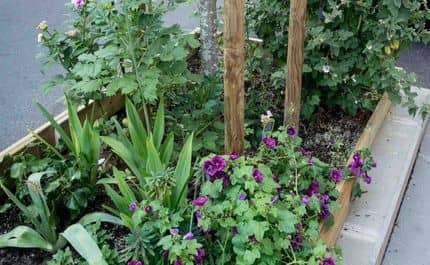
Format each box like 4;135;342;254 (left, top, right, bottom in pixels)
71;0;85;8
192;195;209;206
287;126;296;136
291;233;303;250
303;179;320;196
363;172;372;184
296;223;303;231
202;155;226;176
174;258;183;265
193;248;206;265
231;226;238;235
144;205;152;214
169;228;179;235
307;157;314;165
194;211;203;220
248;234;258;243
317;194;331;221
300;147;310;157
372;161;377;168
271;194;280;204
230;152;239;160
329;168;343;182
301;195;310;204
238;193;247;200
129;202;137;211
321;257;336;265
262;136;277;148
273;175;280;183
127;260;142;265
183;232;194;240
252;168;264;183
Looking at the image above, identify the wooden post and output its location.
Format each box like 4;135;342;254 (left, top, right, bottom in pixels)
284;0;307;129
223;0;245;154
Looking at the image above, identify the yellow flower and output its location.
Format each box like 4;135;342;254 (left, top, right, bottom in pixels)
37;20;48;31
392;40;400;50
37;33;44;43
384;46;392;55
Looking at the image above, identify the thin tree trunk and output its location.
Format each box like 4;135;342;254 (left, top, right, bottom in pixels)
199;0;218;75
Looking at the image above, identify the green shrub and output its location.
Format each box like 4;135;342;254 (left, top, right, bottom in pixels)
247;0;430;119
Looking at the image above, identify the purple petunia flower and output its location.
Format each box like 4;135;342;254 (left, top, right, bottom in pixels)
193;248;206;265
252;168;264;183
169;228;179;235
238;193;247;200
127;260;142;265
144;205;152;214
129;202;137;211
192;195;209;206
230;152;239;160
291;232;303;250
287;126;296;136
183;232;194;240
262;136;277;148
317;194;331;221
303;179;320;196
301;195;310;205
231;226;238;235
329;167;343;182
321;257;336;265
173;258;183;265
202;155;226;176
273;175;280;183
71;0;85;8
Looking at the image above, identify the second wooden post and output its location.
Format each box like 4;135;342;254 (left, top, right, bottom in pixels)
224;0;245;154
284;0;307;129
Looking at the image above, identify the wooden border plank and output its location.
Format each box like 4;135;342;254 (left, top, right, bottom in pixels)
0;95;124;160
320;92;392;246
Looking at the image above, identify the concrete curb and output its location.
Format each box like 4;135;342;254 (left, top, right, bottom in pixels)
337;87;430;265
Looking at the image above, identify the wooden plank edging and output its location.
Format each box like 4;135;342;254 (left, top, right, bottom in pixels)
319;92;392;246
0;94;124;160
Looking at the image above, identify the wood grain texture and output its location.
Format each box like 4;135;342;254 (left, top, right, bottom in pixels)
223;0;245;154
0;95;125;160
284;0;307;129
320;93;392;246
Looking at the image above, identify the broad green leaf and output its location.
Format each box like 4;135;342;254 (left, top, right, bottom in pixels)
62;224;107;265
66;98;83;156
145;136;164;175
125;98;148;159
171;134;193;209
113;167;137;203
153;99;165;149
78;212;124;226
0;226;53;252
160;133;174;166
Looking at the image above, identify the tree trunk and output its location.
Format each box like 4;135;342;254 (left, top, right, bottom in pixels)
199;0;218;75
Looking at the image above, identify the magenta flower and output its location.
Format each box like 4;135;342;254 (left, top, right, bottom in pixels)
252;168;264;183
192;195;209;206
71;0;85;8
321;257;336;265
273;175;280;183
194;211;203;220
291;232;303;250
287;126;296;136
329;167;343;182
193;248;206;265
301;195;310;204
127;261;142;265
173;258;183;265
317;194;331;221
169;228;179;235
229;152;239;160
303;179;319;196
129;202;137;211
262;136;277;148
231;226;238;235
363;172;372;184
144;205;152;214
202;155;226;176
183;231;194;240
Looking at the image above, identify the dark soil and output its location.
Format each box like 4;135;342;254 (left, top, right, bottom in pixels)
300;106;372;165
0;207;51;265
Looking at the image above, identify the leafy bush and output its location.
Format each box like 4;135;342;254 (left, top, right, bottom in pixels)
247;0;430;119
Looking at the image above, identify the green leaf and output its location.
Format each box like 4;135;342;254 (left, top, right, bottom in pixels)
78;212;124;226
171;134;193;209
106;75;138;96
10;162;26;179
0;226;53;252
62;224;108;265
153;99;165;149
145;136;164;175
73;79;102;93
160;133;174;166
125;98;148;159
243;249;261;264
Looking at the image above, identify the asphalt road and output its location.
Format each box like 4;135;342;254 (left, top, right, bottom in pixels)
0;1;428;150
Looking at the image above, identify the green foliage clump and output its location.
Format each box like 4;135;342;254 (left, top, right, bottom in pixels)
247;0;429;119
